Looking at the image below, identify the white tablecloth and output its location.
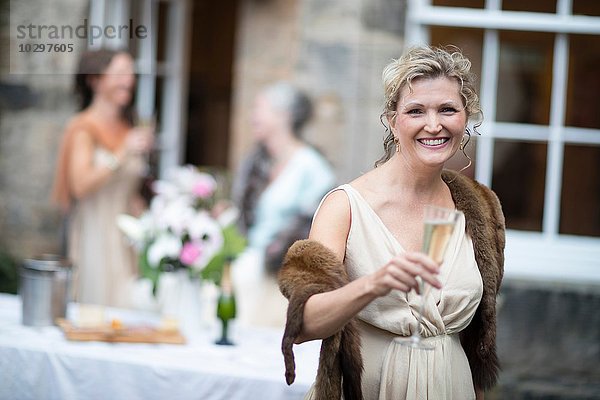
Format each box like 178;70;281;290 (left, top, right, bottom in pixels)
0;294;319;400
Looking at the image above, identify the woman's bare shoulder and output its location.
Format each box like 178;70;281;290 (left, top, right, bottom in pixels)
313;189;351;230
309;189;351;260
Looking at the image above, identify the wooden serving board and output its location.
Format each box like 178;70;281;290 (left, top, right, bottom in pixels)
56;319;186;345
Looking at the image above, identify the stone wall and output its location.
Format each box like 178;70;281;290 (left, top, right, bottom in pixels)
295;0;405;182
228;0;303;170
228;0;405;183
0;0;86;258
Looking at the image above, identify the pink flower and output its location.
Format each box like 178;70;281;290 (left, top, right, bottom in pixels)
191;175;216;199
179;241;203;266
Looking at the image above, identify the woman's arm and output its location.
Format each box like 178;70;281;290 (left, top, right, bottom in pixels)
68;126;153;200
295;190;441;343
68;129;123;200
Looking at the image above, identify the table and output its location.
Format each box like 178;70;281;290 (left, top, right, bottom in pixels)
0;294;319;400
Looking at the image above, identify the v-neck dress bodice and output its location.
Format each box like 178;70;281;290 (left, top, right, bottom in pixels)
304;184;483;400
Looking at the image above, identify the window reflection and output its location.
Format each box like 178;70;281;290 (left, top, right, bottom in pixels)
496;31;554;125
560;145;600;237
127;0;143;59
423;7;600;240
573;0;600;17
566;35;600;130
492;140;547;231
445;134;477;179
154;76;164;127
502;0;556;13
430;26;483;93
432;0;484;9
430;27;483;179
156;1;168;63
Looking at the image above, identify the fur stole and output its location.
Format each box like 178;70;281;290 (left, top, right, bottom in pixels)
278;170;505;398
279;240;363;400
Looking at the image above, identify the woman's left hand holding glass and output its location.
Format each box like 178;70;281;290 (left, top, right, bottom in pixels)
126;125;154;156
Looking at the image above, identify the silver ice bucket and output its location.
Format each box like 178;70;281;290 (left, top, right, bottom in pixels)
20;255;72;326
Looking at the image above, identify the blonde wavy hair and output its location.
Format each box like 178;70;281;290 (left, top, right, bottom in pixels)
376;45;482;166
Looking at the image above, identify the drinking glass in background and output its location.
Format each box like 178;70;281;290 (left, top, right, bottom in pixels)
132;115;156;166
132;115;158;204
395;205;461;350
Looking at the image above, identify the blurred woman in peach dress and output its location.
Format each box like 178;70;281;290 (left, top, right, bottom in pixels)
53;49;153;307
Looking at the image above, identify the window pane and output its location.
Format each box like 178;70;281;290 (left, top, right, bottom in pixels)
430;27;483;93
433;0;484;9
573;0;600;17
492;140;547;231
445;133;478;179
502;0;556;13
430;27;483;179
127;0;144;59
156;1;168;62
496;31;554;125
155;76;164;127
565;34;600;130
560;145;600;237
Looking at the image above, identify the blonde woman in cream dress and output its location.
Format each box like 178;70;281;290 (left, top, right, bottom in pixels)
297;46;491;399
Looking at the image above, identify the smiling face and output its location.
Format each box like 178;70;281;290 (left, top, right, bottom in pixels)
390;76;467;170
92;52;136;107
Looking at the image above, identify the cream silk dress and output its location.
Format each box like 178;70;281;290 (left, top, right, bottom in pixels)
68;147;145;308
305;184;483;400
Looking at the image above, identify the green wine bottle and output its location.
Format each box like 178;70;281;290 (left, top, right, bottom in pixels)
215;262;236;345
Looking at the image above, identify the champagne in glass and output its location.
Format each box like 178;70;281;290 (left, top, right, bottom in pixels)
396;205;461;350
423;220;455;264
133;114;158;195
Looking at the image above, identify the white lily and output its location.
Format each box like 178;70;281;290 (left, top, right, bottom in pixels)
147;233;182;268
152;180;180;200
188;211;224;271
153;196;195;237
168;165;197;193
166;165;216;196
116;214;145;244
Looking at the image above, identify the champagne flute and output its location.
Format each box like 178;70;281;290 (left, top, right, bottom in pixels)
132;114;156;171
395;205;461;350
215;263;236;346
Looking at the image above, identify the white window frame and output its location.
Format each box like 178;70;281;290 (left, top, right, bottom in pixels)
406;0;600;283
89;0;192;177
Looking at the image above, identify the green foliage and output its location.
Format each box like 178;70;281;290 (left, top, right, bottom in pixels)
0;250;19;294
201;224;247;285
138;243;160;295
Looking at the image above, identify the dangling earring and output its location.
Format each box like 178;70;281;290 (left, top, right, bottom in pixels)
393;136;400;153
458;130;472;173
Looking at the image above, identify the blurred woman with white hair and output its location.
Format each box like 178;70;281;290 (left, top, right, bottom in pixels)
231;81;336;327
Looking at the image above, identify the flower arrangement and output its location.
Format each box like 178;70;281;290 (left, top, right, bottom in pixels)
117;165;246;293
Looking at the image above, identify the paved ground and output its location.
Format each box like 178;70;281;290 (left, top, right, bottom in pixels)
490;279;600;399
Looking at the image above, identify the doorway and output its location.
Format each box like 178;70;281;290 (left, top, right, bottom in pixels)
185;1;239;168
